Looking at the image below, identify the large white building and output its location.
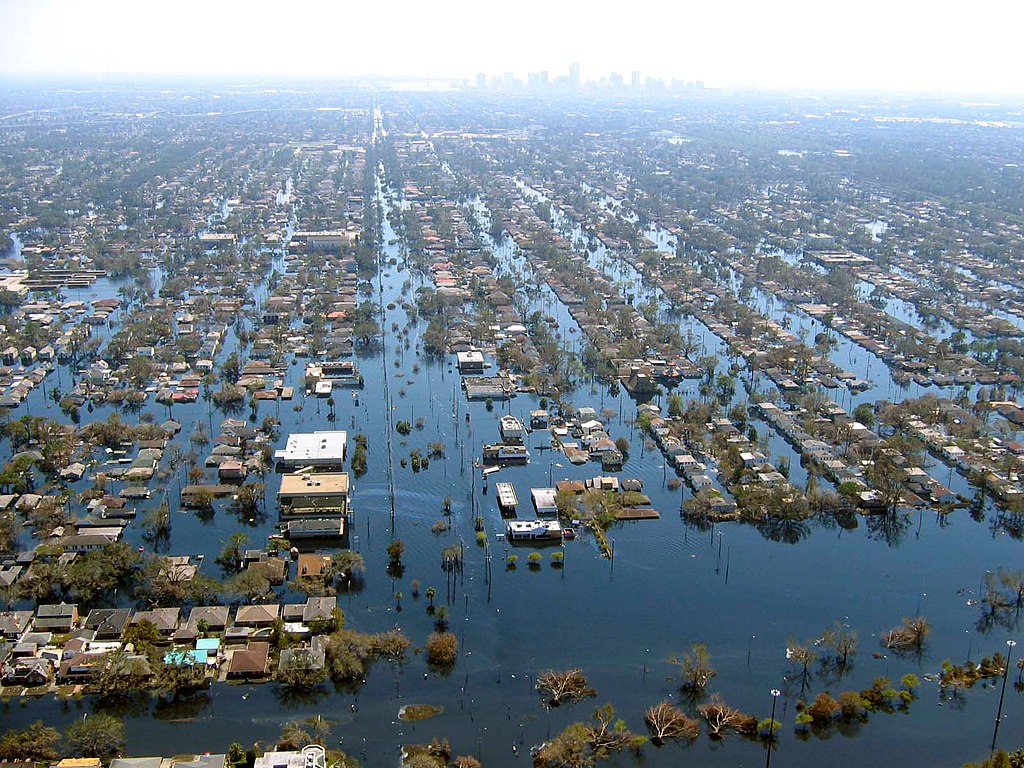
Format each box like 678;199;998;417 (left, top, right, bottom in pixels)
274;431;347;468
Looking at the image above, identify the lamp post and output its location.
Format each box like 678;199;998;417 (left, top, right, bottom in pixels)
991;639;1016;757
766;688;781;768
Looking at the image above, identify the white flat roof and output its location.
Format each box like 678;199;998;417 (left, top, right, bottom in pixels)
274;430;347;465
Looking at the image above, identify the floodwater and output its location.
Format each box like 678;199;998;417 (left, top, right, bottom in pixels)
3;175;1024;768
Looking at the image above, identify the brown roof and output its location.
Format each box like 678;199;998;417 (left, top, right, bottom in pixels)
228;641;270;677
234;604;280;626
297;553;331;578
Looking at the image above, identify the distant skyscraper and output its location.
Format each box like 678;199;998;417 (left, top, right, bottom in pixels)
569;62;580;87
540;70;549;87
476;72;486;89
631;70;641;89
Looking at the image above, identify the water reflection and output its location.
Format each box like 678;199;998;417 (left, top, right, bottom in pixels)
152;693;212;722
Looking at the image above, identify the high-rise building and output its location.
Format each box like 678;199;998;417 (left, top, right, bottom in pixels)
569;62;580;87
631;70;641;89
476;72;486;89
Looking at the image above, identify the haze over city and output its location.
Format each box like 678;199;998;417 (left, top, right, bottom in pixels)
4;1;1024;767
1;0;1023;95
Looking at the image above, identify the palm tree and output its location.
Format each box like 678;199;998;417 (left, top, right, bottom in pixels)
425;586;436;611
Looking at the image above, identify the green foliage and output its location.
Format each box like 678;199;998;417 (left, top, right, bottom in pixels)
278;650;327;690
0;721;61;762
216;531;249;573
64;713;126;760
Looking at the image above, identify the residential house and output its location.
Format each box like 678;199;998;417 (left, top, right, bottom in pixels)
227;641;270;679
234;604;280;628
83;608;132;641
35;603;78;633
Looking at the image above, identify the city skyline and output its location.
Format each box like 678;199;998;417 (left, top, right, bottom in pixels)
0;0;1022;96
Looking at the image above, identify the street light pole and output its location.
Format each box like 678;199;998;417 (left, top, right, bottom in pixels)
991;639;1017;757
766;688;781;768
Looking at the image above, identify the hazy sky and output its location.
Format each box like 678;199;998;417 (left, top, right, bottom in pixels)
0;0;1021;95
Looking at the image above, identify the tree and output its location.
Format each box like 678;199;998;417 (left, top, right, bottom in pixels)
278;651;327;690
216;531;249;573
386;538;405;564
0;721;61;762
221;352;241;383
64;713;126;759
141;500;171;541
644;701;700;743
805;691;841;725
426;631;458;667
64;542;142;603
697;695;758;738
332;551;364;585
155;658;208;699
228;569;271;601
669;642;716;697
787;640;817;690
586;703;646;757
882;616;930;653
537;668;597;706
230;483;264;520
533;721;591;768
95;648;151;700
276;721;312;751
821;621;858;673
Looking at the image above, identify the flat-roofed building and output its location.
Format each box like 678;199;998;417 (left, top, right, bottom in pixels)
274;431;347;468
278;472;350;518
456;349;486;373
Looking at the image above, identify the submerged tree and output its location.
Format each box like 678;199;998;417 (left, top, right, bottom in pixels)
882;616;930;654
669;642;717;698
698;695;758;739
644;701;700;743
537;668;597;707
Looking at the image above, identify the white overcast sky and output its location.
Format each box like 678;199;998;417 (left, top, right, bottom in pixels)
0;0;1021;95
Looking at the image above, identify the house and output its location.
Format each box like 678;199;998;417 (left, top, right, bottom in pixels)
297;553;331;578
302;596;337;624
1;656;50;686
274;431;347;468
83;608;132;640
0;610;33;640
456;349;486;374
132;607;179;635
278;638;327;676
586;476;620;492
529;410;550;429
530;487;559;516
254;746;326;768
218;460;247;481
234;604;280;627
277;472;350;518
186;605;229;633
227;641;270;679
111;758;163;768
499;415;525;444
173;755;226;768
35;603;78;633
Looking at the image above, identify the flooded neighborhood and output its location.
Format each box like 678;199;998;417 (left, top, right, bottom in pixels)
1;80;1024;768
